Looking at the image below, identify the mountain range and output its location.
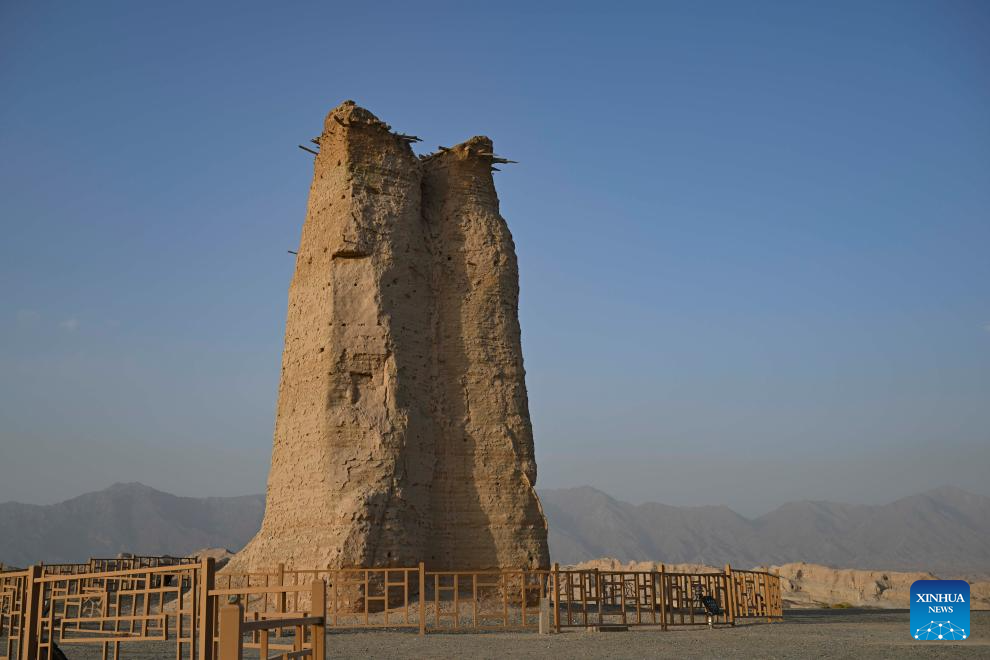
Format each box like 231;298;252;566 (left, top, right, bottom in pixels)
1;483;986;577
0;483;263;567
541;485;990;577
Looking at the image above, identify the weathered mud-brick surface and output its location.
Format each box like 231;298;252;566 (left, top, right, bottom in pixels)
422;139;546;570
230;102;548;575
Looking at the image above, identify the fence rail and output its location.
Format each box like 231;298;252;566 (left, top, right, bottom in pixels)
217;580;326;660
1;557;782;658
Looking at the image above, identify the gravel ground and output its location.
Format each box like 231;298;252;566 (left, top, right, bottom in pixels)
327;610;988;659
14;609;989;658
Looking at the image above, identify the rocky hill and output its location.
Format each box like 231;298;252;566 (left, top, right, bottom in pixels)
773;562;990;610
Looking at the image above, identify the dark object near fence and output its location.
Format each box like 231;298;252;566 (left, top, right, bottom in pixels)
701;595;722;616
691;582;723;629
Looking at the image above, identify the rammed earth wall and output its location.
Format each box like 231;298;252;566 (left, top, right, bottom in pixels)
229;101;548;573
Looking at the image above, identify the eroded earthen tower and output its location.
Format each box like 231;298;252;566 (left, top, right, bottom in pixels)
230;101;548;572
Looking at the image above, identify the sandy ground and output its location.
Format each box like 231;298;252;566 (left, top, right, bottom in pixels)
21;609;986;659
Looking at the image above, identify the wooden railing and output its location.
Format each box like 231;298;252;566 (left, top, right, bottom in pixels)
22;561;203;660
216;580;325;660
729;567;784;621
0;569;29;660
424;569;549;630
1;557;783;658
549;563;782;630
36;556;196;578
215;566;424;631
220;563;783;633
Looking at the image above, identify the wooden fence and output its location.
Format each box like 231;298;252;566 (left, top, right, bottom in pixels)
1;569;28;660
22;561;201;660
549;563;782;630
216;562;782;633
1;558;782;658
730;566;784;620
215;566;554;632
216;580;326;660
424;569;549;630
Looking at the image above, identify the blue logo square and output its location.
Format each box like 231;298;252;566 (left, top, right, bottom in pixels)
911;580;970;641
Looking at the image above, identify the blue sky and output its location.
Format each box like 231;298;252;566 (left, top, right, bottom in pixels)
1;0;988;515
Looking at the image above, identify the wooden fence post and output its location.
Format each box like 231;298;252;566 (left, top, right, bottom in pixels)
552;563;560;633
217;600;242;660
19;565;41;660
724;564;736;626
199;557;217;660
659;564;667;631
418;562;426;636
276;562;286;618
538;574;549;635
773;568;782;622
311;579;326;660
594;568;601;626
760;566;773;623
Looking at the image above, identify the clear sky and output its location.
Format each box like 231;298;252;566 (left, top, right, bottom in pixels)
1;1;987;516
